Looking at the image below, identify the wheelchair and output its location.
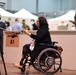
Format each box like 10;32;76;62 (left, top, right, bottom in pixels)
20;42;62;75
12;32;62;75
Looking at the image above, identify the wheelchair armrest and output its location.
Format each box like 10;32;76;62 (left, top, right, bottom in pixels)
52;41;58;45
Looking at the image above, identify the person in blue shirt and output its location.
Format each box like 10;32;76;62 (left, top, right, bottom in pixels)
12;18;22;31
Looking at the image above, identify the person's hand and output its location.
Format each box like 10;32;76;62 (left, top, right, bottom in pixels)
69;20;73;22
22;28;28;33
22;28;31;36
69;20;75;24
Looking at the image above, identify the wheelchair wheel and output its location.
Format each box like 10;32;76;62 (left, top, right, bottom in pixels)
32;59;41;71
38;48;62;75
32;58;52;72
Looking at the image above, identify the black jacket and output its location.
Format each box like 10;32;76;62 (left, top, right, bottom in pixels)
0;21;6;38
30;26;52;45
0;21;6;53
32;23;38;30
30;26;52;62
31;27;52;44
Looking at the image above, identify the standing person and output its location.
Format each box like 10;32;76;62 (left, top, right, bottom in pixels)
0;15;6;53
22;19;30;30
31;19;38;30
0;15;7;75
5;21;12;31
13;16;52;70
70;14;76;28
12;18;22;31
8;17;13;26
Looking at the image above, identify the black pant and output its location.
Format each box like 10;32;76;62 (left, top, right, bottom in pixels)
20;44;31;65
20;44;55;65
0;37;3;54
31;44;51;62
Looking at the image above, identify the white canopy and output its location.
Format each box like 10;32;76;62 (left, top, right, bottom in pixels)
49;10;75;21
47;10;76;30
13;8;38;19
0;8;13;17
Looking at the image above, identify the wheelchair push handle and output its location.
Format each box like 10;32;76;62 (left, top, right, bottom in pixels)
52;41;58;45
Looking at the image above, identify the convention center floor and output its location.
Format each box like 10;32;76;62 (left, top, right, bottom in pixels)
0;63;76;75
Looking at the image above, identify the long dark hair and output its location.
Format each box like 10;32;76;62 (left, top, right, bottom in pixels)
5;21;10;27
38;16;49;29
74;14;76;21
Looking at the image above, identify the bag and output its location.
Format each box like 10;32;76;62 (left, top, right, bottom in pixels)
57;46;63;54
29;40;35;51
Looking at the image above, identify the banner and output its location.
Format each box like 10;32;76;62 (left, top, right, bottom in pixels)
6;33;19;47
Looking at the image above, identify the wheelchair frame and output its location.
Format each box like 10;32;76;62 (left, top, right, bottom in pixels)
21;47;62;75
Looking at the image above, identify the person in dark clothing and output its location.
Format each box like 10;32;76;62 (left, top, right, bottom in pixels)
31;19;38;30
69;14;76;28
0;15;7;75
14;16;52;70
0;15;6;54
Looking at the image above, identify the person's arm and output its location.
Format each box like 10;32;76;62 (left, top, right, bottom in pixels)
22;28;31;36
69;20;75;24
22;28;47;40
2;22;6;29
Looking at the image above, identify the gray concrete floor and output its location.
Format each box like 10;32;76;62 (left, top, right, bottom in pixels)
0;63;76;75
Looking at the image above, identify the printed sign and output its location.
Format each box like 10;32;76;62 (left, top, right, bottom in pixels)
6;33;19;47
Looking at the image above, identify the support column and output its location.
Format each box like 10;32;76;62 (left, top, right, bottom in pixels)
36;0;38;12
7;0;12;10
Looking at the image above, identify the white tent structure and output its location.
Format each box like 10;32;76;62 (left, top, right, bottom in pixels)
48;10;75;21
48;10;76;30
0;8;13;17
13;8;38;19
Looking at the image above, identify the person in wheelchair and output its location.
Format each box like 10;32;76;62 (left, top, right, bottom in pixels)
14;16;53;71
